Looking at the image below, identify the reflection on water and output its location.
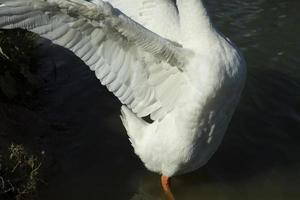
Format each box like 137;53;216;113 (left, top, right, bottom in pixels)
1;0;300;199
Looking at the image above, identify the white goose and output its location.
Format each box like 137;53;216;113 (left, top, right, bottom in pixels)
0;0;246;198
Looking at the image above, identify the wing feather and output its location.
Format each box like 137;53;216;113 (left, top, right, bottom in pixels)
0;0;189;120
103;0;180;42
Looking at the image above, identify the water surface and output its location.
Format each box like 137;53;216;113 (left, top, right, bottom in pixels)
2;0;300;199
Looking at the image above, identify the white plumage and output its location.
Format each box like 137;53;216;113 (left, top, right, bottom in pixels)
0;0;246;177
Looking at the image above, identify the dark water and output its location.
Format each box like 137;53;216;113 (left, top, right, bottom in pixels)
1;0;300;199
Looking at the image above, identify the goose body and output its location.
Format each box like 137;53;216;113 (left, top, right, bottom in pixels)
0;0;246;179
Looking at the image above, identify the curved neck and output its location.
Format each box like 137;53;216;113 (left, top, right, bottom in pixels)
176;0;217;48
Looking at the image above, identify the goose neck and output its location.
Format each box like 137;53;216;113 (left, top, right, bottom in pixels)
176;0;218;48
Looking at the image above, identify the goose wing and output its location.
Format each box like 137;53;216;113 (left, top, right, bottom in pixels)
101;0;180;42
0;0;190;120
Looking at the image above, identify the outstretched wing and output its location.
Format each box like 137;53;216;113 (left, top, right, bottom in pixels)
0;0;190;120
101;0;180;42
